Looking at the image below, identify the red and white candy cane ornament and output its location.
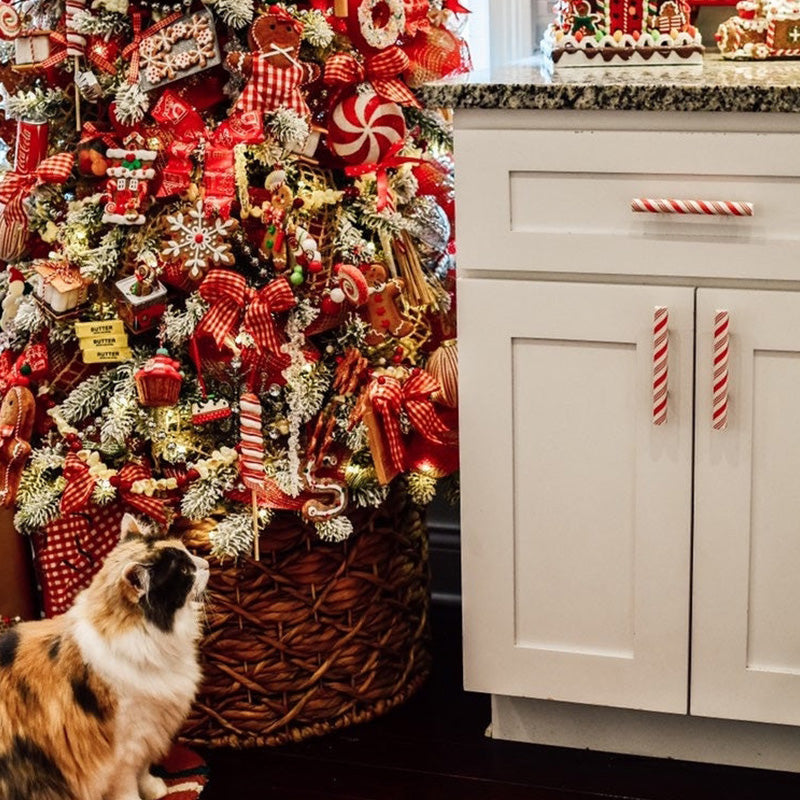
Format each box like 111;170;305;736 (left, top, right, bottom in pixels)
328;90;406;165
631;198;754;217
653;306;668;426
65;0;87;129
239;391;266;559
712;310;730;431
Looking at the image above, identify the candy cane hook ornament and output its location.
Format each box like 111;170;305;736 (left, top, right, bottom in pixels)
653;306;668;426
302;459;348;521
712;310;730;431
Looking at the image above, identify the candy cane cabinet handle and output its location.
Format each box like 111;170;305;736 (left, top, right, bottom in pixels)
632;198;754;217
653;306;669;426
713;310;730;431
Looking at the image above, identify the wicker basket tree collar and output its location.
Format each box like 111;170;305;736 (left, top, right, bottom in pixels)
180;487;430;748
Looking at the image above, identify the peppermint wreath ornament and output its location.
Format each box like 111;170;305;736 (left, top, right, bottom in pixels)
357;0;405;49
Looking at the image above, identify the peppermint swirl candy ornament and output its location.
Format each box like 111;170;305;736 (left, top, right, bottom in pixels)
0;2;21;39
328;90;406;165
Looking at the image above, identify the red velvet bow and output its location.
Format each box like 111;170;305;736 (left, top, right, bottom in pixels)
0;152;74;227
345;140;424;212
196;270;297;358
368;370;452;473
324;49;421;108
122;10;182;83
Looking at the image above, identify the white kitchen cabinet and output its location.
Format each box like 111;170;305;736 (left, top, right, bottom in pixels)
457;108;800;770
459;279;694;713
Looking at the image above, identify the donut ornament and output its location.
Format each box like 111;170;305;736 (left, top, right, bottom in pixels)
327;89;406;165
341;0;405;51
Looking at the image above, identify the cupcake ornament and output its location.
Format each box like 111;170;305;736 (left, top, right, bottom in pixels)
135;348;184;407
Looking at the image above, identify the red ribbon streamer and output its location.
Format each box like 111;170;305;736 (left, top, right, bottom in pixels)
80;121;117;149
345;139;425;212
444;0;471;12
368;370;452;473
0;152;74;227
324;48;421;108
196;270;297;358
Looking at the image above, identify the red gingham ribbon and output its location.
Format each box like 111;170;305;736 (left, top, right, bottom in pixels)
60;452;96;515
368;370;452;473
324;48;421;107
196;270;296;357
118;463;169;524
80;121;117;149
122;10;182;83
35;31;69;70
345;139;424;212
0;152;74;227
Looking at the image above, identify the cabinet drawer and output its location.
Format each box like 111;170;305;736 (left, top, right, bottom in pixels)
455;128;800;281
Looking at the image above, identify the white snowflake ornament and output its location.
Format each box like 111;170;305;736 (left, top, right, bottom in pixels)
162;201;236;279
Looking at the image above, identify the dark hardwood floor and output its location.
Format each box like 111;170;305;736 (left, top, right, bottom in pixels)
197;602;800;800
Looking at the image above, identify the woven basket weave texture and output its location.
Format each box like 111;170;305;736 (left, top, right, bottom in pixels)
180;491;430;747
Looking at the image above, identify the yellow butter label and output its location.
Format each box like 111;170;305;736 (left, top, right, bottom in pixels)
78;334;129;350
82;347;133;364
74;319;125;338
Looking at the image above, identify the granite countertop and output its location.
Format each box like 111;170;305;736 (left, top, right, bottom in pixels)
416;54;800;112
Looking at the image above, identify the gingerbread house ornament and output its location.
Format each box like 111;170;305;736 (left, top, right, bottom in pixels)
717;0;800;58
542;0;703;68
101;133;158;225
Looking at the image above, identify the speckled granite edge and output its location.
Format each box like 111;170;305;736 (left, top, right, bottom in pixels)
417;82;800;112
416;56;800;112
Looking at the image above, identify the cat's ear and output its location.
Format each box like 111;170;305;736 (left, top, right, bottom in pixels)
122;562;149;602
120;512;144;542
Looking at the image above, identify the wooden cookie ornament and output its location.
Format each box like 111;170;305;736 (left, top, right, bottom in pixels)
227;6;320;120
0;377;35;508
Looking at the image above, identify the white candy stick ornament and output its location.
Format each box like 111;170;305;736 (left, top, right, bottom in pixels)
239;391;266;560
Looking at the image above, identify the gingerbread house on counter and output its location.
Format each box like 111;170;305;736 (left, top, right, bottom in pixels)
541;0;704;68
716;0;800;58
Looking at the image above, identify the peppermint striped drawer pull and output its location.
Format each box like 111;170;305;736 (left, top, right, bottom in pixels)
631;198;754;217
653;306;669;426
713;310;730;431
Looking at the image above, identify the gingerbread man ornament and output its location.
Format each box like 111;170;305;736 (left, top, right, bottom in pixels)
227;6;320;119
362;263;413;345
0;379;35;508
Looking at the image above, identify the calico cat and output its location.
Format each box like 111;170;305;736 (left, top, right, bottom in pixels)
0;513;209;800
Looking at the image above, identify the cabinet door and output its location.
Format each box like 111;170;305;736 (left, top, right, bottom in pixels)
459;280;694;713
693;289;800;725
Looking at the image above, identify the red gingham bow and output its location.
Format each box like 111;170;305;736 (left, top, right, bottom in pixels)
123;10;182;83
0;152;74;227
345;139;425;212
368;370;452;473
324;49;421;108
60;452;97;515
117;463;169;524
196;270;297;357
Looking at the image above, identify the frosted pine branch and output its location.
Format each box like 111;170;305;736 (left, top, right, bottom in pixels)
209;512;254;559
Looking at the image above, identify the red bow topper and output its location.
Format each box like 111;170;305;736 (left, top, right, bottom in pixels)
61;455;170;524
345;139;426;212
324;49;421;108
0;152;74;228
196;269;297;359
367;369;454;476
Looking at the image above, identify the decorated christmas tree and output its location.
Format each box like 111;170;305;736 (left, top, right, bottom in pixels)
0;0;467;616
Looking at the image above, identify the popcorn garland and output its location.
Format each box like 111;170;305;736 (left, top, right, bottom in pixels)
4;0;469;555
